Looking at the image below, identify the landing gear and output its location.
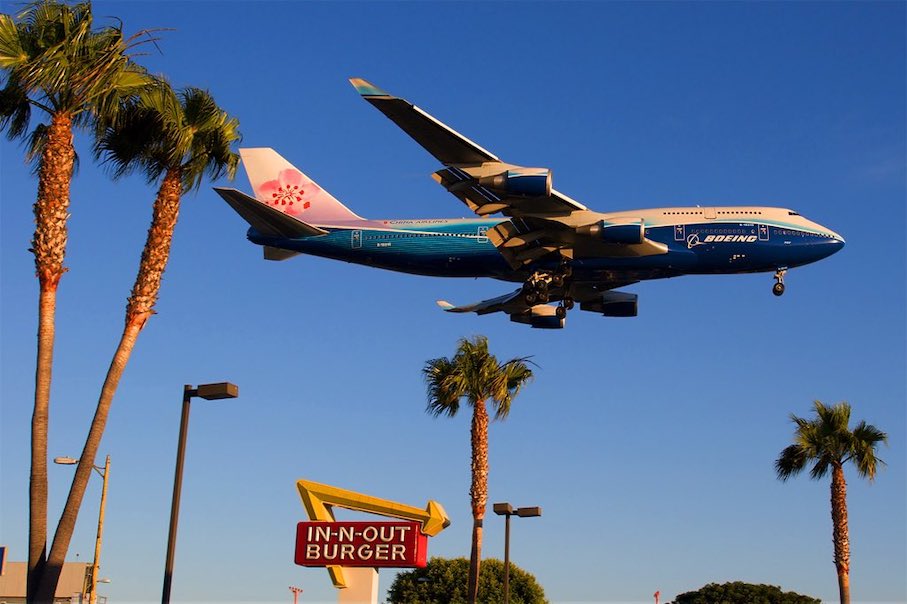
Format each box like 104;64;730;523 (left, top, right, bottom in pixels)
523;264;573;308
772;269;787;296
555;297;574;320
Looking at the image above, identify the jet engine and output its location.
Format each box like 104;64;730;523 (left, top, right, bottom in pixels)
576;219;645;245
580;291;638;317
479;168;551;197
510;304;565;329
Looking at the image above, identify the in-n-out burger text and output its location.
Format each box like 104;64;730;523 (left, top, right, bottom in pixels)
295;521;428;568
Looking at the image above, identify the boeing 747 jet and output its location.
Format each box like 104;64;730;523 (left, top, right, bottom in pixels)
214;79;844;329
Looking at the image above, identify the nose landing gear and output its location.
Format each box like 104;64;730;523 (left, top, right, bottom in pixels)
772;268;787;296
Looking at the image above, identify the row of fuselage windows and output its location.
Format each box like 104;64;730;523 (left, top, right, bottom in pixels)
774;228;829;238
364;232;473;240
699;227;756;235
661;210;764;216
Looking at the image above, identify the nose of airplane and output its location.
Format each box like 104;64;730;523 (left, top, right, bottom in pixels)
830;230;845;250
815;231;845;261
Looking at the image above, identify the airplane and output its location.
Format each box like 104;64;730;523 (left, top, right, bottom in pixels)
213;78;845;329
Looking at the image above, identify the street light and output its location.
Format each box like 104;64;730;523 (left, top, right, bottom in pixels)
54;454;110;604
161;382;238;604
493;502;541;604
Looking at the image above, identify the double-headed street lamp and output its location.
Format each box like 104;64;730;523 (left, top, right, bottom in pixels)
162;382;238;604
493;502;542;604
54;454;110;604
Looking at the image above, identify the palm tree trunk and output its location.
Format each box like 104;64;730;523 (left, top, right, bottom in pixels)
467;399;490;604
37;170;183;602
830;463;850;604
28;112;74;604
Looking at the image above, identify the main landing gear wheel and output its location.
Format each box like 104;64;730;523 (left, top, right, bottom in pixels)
523;264;573;309
772;268;787;296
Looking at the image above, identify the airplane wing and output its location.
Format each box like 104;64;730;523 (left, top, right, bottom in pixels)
437;288;526;316
438;290;565;330
351;78;587;218
350;79;670;269
438;280;640;329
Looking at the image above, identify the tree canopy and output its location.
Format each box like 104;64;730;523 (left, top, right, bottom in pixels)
388;557;547;604
671;581;820;604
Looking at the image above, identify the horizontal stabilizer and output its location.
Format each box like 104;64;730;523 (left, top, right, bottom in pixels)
263;246;301;261
214;187;328;238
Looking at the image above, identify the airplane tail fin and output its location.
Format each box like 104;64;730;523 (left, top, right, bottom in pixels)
239;148;364;223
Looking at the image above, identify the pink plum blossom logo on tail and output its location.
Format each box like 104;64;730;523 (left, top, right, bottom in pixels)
257;169;321;218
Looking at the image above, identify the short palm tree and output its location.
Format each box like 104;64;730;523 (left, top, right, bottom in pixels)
423;336;534;604
0;2;150;599
775;401;887;604
35;82;240;602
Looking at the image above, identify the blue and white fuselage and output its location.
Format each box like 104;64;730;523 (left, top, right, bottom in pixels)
247;206;843;283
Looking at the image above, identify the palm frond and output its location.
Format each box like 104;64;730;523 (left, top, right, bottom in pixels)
851;420;888;481
0;77;32;139
777;400;887;485
775;444;808;481
423;336;533;422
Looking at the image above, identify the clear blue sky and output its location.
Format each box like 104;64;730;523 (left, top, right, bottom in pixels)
2;2;904;603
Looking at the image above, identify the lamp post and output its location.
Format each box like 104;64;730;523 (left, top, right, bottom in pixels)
54;455;110;604
162;382;238;604
493;502;541;604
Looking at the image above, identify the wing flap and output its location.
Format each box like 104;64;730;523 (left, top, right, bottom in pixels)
432;167;585;216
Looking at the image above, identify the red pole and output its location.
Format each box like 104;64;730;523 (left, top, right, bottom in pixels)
654;591;660;604
289;586;303;604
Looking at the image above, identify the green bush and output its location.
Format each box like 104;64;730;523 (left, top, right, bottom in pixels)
387;556;548;604
671;581;821;604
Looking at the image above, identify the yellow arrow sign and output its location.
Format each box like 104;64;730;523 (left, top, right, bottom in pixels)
296;479;451;588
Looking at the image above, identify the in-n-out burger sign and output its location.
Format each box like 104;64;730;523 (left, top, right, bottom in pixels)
295;521;428;568
294;479;450;588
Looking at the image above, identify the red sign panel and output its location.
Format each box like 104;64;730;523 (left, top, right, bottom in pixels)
295;521;428;568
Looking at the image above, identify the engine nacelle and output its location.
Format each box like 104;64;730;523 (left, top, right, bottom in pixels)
510;304;565;329
479;168;551;197
580;291;638;317
576;219;645;244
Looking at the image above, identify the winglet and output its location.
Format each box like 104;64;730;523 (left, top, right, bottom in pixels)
436;300;459;312
349;77;390;98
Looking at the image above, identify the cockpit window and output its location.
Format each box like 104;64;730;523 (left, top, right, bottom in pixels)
788;211;800;216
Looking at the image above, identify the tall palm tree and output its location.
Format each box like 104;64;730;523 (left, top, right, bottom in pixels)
775;401;887;604
423;336;534;604
33;82;240;602
0;3;151;599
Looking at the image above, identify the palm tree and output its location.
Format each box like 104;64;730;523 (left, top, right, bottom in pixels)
33;82;241;601
423;336;534;604
775;401;887;604
0;3;151;599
